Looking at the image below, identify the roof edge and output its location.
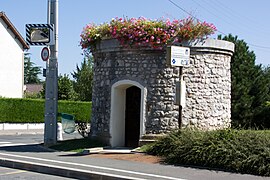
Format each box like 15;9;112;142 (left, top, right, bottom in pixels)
0;12;30;50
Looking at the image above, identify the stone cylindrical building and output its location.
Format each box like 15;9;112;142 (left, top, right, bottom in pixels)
90;38;234;147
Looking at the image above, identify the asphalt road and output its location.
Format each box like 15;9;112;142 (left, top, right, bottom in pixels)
0;132;82;146
0;132;82;179
1;133;269;180
0;134;43;145
0;166;74;180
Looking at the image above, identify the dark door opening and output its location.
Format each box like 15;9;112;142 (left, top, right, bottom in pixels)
125;86;141;147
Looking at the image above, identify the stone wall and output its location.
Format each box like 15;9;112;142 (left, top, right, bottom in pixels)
91;38;234;145
181;39;234;130
183;54;231;130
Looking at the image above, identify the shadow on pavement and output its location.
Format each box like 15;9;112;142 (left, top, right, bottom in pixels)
58;153;86;157
0;144;55;153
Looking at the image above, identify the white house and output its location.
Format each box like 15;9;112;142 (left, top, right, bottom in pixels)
0;12;29;98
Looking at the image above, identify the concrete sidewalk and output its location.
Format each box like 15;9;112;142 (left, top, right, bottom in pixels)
0;146;182;180
0;123;44;135
0;129;44;135
0;144;268;180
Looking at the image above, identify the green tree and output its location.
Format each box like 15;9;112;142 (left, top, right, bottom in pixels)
24;53;41;84
218;34;270;128
58;74;77;100
41;74;77;100
72;55;93;101
251;66;270;128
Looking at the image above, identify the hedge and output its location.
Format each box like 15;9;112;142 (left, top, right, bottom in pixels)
0;98;91;123
146;129;270;176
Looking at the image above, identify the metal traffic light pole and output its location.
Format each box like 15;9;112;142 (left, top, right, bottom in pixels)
44;0;58;146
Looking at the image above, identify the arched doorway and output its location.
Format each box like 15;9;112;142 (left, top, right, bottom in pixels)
110;80;147;147
125;86;141;147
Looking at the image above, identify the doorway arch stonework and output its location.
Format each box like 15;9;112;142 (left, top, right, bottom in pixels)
110;80;147;147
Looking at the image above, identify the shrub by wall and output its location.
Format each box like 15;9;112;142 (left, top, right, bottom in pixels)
58;100;91;122
146;129;270;176
0;98;91;123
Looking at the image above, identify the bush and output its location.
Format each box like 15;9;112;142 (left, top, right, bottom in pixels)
58;100;91;122
146;129;270;176
0;98;91;123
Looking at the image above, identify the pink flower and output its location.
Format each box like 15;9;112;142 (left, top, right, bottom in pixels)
80;16;216;50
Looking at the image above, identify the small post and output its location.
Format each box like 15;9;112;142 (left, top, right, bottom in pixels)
57;123;63;141
166;45;189;129
178;66;183;129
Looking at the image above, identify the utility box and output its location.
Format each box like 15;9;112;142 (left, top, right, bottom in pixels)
174;80;186;107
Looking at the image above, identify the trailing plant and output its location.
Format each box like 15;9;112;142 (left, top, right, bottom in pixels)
80;16;216;50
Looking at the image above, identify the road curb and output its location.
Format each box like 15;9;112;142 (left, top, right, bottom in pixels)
0;157;138;180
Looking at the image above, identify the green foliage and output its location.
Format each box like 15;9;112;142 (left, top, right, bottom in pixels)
58;100;91;122
24;53;41;84
41;74;78;101
40;82;46;99
58;74;78;100
218;34;270;129
23;91;43;99
0;98;91;123
72;55;93;101
0;98;44;123
146;129;270;176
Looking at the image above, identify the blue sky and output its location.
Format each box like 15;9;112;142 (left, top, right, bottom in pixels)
1;0;270;78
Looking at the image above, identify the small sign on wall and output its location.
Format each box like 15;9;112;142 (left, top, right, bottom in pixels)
166;46;190;67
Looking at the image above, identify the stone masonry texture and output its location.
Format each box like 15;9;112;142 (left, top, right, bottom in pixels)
90;38;234;144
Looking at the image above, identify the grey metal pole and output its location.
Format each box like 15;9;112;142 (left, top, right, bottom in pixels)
178;66;183;129
44;0;58;146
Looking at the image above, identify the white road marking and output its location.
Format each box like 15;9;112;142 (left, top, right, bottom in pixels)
0;170;26;176
0;152;186;180
0;157;145;180
0;143;26;147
